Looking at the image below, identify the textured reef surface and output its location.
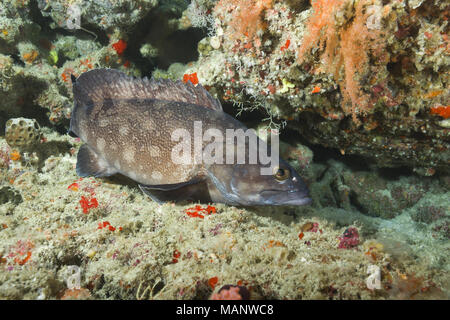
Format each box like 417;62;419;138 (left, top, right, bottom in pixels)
0;0;449;299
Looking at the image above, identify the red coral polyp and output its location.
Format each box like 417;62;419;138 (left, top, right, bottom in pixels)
184;205;217;218
112;39;127;55
79;195;98;214
182;73;199;86
280;39;291;51
430;105;450;119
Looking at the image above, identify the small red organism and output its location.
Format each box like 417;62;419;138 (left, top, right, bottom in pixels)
309;222;319;232
267;84;276;94
430;105;450;119
206;205;216;214
210;285;250;300
123;60;130;68
208;276;218;289
10;150;21;161
112;39;127;55
60;288;91;300
67;182;79;191
61;68;77;84
300;221;319;232
8;240;34;266
15;251;32;266
61;70;69;83
182;72;199;86
298;232;304;240
243;42;252;49
79;195;98;214
184;205;217;218
97;221;121;232
172;249;181;263
280;39;291;51
311;86;321;94
338;227;360;249
79;58;93;70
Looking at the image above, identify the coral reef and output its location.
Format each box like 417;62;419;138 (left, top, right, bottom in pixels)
0;133;448;300
187;0;449;172
0;0;448;300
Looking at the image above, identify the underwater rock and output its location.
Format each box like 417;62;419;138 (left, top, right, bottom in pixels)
308;160;435;218
340;170;425;219
0;186;22;206
188;0;449;173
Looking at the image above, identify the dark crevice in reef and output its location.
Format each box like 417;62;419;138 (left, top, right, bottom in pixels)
160;28;205;68
29;0;54;34
377;166;415;180
124;9;161;76
126;8;207;76
285;0;311;13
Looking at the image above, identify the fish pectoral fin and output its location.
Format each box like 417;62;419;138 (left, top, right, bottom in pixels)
139;179;211;204
76;144;117;178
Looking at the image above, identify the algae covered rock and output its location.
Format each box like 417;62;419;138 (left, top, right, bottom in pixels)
37;0;159;32
307;159;439;219
187;0;449;173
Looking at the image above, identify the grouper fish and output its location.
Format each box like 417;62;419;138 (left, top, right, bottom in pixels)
69;69;311;206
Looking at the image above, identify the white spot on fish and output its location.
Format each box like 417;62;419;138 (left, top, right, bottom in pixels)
143;119;155;131
119;125;129;136
99;119;109;127
123;147;135;163
97;138;106;152
151;171;163;181
149;145;160;157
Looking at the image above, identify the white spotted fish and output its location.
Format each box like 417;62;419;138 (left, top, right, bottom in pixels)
69;69;311;206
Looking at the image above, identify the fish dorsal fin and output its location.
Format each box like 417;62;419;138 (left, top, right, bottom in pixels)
73;68;222;111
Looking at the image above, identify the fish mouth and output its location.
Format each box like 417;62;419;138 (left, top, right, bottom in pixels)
259;189;312;206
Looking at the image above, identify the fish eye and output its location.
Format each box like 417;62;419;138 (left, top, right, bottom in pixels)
273;167;290;181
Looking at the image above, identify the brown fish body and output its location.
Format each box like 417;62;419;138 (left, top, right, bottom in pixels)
74;97;247;185
70;69;311;206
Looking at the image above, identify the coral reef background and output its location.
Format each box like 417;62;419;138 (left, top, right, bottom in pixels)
0;0;448;299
